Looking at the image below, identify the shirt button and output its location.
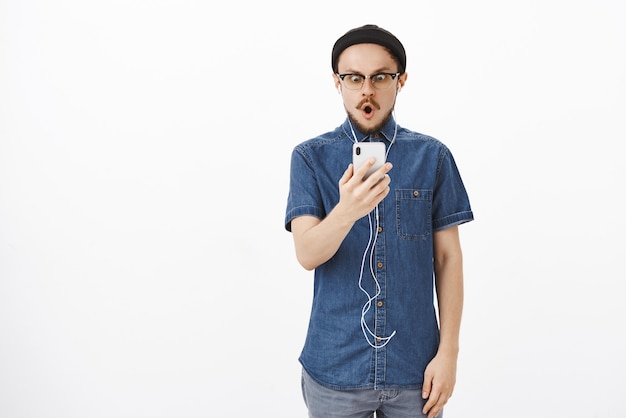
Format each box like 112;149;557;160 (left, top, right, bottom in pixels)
377;301;383;307
377;337;382;342
377;262;383;268
377;226;382;233
413;190;419;197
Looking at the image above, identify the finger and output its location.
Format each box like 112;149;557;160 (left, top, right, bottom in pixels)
422;390;440;417
366;164;393;187
428;387;452;418
339;164;354;186
375;174;391;189
428;406;442;418
421;373;435;413
422;376;432;400
377;162;393;175
373;178;391;199
354;157;377;180
428;395;448;418
369;188;390;209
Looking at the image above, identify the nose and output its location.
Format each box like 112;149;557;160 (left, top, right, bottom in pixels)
361;77;375;96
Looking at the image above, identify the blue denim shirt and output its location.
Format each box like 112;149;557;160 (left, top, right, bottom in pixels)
285;118;474;390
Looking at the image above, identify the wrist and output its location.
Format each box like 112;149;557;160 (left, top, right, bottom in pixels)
437;343;459;358
329;202;358;227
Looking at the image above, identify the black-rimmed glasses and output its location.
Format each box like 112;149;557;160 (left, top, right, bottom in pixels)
336;72;400;90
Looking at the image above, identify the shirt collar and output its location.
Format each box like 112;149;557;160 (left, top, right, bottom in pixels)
341;116;397;143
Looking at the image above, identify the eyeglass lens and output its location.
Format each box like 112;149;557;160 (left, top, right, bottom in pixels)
341;73;396;90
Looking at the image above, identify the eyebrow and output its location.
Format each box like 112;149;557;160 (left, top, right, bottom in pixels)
338;66;394;75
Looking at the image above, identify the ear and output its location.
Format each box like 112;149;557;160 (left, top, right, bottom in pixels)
333;72;342;93
397;72;408;92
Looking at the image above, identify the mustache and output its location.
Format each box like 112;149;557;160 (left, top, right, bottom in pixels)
356;98;380;110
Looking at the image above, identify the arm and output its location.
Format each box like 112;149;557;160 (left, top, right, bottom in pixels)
422;225;464;418
291;159;392;270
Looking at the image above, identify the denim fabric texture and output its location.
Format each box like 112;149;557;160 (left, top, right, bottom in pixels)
301;368;437;418
285;117;473;391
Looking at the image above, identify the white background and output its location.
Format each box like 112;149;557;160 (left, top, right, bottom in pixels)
1;1;625;417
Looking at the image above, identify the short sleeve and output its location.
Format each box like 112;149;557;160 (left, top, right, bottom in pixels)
431;148;474;231
284;147;326;232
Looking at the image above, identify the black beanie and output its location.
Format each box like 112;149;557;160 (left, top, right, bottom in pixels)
331;24;406;74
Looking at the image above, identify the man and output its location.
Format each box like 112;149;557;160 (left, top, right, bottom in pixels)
285;24;474;418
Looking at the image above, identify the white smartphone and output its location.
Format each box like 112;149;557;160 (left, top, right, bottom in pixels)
353;142;386;180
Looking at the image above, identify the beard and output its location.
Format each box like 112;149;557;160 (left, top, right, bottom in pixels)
346;106;394;135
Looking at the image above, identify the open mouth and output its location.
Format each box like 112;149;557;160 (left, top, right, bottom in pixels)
362;104;375;119
358;99;379;119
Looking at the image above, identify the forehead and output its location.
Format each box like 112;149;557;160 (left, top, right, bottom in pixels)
336;43;397;73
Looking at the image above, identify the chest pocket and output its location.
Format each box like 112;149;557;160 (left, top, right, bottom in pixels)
395;189;432;240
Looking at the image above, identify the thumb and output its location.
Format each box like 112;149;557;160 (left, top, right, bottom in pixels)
422;376;432;399
339;163;353;186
